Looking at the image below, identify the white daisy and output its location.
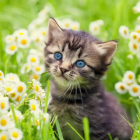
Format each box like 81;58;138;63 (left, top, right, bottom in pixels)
8;110;23;121
133;6;140;13
0;97;9;114
20;63;31;74
129;84;140;97
4;82;15;95
14;29;28;37
35;119;40;130
137;34;140;45
43;113;49;122
31;32;44;47
8;90;17;100
29;99;40;115
27;54;40;66
89;21;100;35
0;115;15;130
128;41;139;54
17;36;31;48
137;16;140;23
29;49;38;55
135;25;140;34
5;73;20;83
32;79;44;93
71;21;80;30
5;35;15;44
5;43;18;55
0;131;9;140
0;76;5;83
62;19;73;29
130;32;139;42
127;54;133;60
97;20;104;26
38;5;50;17
119;26;129;39
123;71;135;84
31;73;40;81
32;65;45;75
38;27;48;38
15;95;22;103
16;82;27;94
0;70;4;78
115;82;127;94
8;128;23;140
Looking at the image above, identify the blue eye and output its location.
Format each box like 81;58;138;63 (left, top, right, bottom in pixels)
54;52;62;60
76;60;86;68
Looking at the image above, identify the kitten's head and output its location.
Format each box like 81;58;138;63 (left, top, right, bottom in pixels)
44;18;117;88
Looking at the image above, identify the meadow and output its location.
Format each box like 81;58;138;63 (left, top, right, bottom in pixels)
0;0;140;139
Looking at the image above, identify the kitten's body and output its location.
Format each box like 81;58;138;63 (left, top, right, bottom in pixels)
49;81;131;140
45;18;132;140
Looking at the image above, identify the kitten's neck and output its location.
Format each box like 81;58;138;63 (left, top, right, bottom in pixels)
50;79;104;103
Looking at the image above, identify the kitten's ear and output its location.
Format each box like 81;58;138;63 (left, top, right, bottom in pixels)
47;18;63;42
97;41;117;65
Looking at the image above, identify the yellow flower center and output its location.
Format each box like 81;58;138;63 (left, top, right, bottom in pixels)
31;58;36;62
1;135;7;140
133;35;137;39
133;44;137;49
16;116;18;121
32;104;36;111
133;87;138;93
20;32;24;35
128;74;133;79
36;120;39;126
21;39;27;45
120;85;125;90
138;38;140;42
8;38;11;40
10;92;16;98
12;132;18;138
35;85;39;92
16;96;21;102
65;23;69;27
0;119;7;126
44;117;46;121
33;74;38;80
36;96;40;100
17;86;23;93
26;66;29;69
73;26;77;30
94;27;97;31
124;30;127;34
10;77;13;80
1;102;5;109
0;72;2;76
42;32;46;35
36;38;39;42
137;30;140;33
0;78;1;81
36;67;41;71
10;45;16;51
6;87;12;92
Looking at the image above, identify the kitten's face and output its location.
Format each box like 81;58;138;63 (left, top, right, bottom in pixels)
44;19;117;88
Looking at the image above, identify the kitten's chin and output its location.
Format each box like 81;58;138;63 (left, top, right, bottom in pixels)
53;76;70;88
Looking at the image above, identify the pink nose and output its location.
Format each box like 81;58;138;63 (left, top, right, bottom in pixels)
60;67;68;74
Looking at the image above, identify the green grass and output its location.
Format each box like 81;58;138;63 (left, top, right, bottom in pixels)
1;0;140;139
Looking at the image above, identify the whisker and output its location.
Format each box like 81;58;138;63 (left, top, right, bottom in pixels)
58;82;71;98
65;85;73;108
76;79;83;106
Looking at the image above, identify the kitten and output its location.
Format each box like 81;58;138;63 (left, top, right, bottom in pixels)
44;18;132;140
